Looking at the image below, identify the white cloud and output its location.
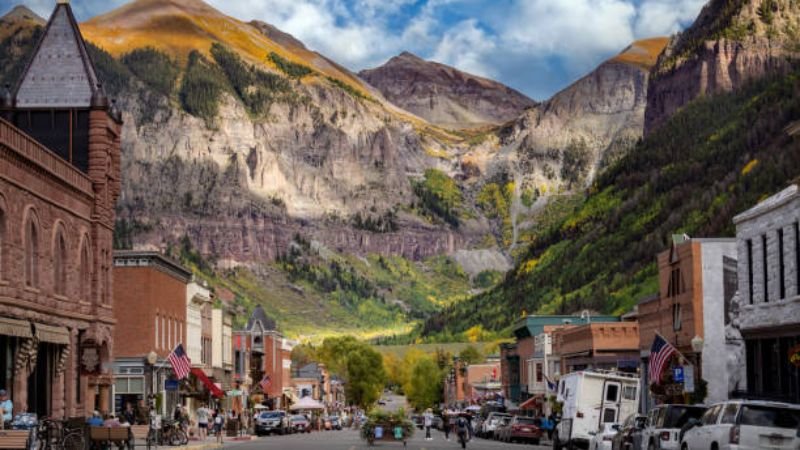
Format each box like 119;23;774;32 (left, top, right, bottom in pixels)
634;0;708;37
431;19;497;78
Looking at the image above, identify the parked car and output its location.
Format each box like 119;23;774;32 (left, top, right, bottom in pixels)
681;400;800;450
496;416;543;444
480;412;512;438
642;404;707;450
290;415;311;433
327;416;342;430
589;423;620;450
611;414;646;450
255;411;290;436
494;416;513;441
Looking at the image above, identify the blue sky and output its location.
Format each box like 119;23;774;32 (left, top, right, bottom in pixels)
4;0;707;100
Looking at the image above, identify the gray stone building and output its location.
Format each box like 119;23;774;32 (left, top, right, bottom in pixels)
733;184;800;403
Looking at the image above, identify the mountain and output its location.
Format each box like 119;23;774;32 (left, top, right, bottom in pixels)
359;51;536;129
0;6;43;85
645;0;800;134
457;37;667;249
423;2;800;338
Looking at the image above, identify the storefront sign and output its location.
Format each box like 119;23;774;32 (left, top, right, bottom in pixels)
80;345;101;375
164;379;179;391
683;365;695;393
789;344;800;368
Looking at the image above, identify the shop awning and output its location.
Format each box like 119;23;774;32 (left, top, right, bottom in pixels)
191;368;225;398
34;323;70;344
0;317;32;338
519;394;544;410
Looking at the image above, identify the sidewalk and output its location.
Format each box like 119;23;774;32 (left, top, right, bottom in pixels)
184;435;255;450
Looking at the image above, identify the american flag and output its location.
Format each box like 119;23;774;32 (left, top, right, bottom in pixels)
168;344;191;380
260;374;271;392
648;334;677;385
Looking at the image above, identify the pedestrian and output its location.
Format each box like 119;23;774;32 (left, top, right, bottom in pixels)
423;408;433;441
104;413;121;427
86;411;104;427
196;404;209;441
213;409;225;444
443;414;450;441
0;389;12;430
122;402;135;427
135;399;150;425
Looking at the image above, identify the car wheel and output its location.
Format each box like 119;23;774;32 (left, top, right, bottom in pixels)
681;444;688;450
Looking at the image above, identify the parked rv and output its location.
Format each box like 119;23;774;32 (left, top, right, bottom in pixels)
553;370;640;450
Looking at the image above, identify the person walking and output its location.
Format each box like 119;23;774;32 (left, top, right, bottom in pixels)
423;409;433;441
213;409;225;444
443;414;450;441
0;389;12;430
196;404;209;441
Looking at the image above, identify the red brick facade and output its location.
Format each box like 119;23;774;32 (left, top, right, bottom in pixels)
112;252;191;358
0;3;121;417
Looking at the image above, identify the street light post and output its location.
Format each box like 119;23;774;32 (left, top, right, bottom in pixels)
691;335;704;383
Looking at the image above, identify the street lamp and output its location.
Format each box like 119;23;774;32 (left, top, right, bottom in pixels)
690;335;704;386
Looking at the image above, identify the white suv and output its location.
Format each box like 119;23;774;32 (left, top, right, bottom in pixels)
680;400;800;450
642;404;707;450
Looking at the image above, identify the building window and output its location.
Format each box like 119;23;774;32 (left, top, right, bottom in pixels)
795;222;799;296
672;303;682;331
667;267;685;298
778;228;785;299
161;316;165;350
54;230;67;296
762;234;769;303
0;206;5;278
80;240;90;301
535;363;543;383
25;216;39;287
747;239;754;304
155;315;159;349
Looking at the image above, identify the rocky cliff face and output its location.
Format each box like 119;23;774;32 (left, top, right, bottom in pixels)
645;0;800;134
359;52;536;129
68;0;489;264
467;38;667;208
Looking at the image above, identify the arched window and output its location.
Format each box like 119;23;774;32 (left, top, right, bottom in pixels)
0;205;5;279
80;239;91;301
25;215;39;287
53;229;67;296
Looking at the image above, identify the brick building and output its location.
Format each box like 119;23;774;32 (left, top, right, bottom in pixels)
502;314;619;404
733;184;800;403
638;236;737;409
112;251;191;415
0;1;121;417
552;322;639;374
234;306;293;409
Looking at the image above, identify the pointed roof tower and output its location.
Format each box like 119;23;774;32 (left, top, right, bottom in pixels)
14;0;100;108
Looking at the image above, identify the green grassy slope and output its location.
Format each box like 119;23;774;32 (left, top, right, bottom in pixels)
424;69;800;336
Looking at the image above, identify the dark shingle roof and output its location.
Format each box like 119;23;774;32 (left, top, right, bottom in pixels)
14;2;99;108
245;305;276;332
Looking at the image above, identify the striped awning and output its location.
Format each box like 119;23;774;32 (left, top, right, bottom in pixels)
34;323;70;345
0;317;33;338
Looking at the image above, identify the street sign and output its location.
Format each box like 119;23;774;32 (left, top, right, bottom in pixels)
683;365;695;393
164;379;179;391
673;366;684;383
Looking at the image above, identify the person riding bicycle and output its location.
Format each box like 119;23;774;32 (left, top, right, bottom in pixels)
456;415;469;448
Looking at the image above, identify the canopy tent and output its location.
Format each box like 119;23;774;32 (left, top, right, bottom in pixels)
289;396;325;411
253;404;269;410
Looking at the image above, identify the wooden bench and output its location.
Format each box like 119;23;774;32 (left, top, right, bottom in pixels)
128;425;151;449
0;430;30;450
90;427;131;449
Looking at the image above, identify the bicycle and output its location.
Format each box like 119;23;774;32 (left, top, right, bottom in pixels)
36;417;85;450
158;420;187;446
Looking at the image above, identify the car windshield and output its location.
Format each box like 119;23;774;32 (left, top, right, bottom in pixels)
261;412;281;419
740;405;800;429
292;416;307;422
516;418;537;425
663;406;707;428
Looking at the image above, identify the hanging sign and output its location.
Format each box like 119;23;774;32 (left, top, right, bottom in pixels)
683;365;695;393
789;344;800;368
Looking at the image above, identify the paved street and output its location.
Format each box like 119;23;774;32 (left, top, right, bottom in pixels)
223;428;550;450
